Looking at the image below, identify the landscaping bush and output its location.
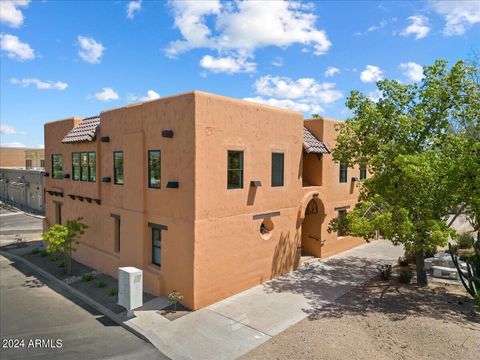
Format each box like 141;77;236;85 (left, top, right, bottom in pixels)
398;268;413;284
398;256;410;267
456;233;474;249
82;272;95;282
424;246;437;258
49;253;59;262
97;279;106;288
459;251;476;262
377;264;392;280
40;249;49;257
475;293;480;308
58;261;65;268
108;287;118;297
31;248;40;254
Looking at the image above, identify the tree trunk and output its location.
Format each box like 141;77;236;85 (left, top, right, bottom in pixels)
415;250;428;286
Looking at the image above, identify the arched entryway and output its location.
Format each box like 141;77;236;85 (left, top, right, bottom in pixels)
300;197;326;259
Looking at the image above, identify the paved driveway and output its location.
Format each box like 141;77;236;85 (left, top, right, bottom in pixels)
0;255;168;360
130;240;403;360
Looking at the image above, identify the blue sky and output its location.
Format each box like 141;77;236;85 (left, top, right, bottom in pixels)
1;0;479;148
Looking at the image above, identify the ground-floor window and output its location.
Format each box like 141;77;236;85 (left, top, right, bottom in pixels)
148;223;168;267
54;202;62;224
337;209;347;236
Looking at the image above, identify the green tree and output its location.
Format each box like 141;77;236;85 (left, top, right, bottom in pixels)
42;218;87;274
329;59;480;285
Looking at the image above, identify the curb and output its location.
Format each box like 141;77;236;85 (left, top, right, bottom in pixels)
0;249;152;345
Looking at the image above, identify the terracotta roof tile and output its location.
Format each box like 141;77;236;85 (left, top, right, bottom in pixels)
303;127;330;154
62;116;100;143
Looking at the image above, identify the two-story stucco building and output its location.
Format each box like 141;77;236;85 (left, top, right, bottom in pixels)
43;91;367;310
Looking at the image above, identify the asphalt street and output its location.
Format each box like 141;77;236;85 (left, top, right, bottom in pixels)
0;208;43;244
0;254;168;360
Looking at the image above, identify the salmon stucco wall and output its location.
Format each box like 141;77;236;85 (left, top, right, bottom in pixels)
192;92;304;309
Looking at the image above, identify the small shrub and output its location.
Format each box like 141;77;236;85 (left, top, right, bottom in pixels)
168;290;184;312
459;251;476;262
82;272;95;282
474;293;480;308
49;253;59;262
377;264;392;280
108;287;118;297
40;249;49;257
31;248;40;254
398;256;409;267
58;261;65;268
456;233;474;249
398;268;413;284
97;279;106;288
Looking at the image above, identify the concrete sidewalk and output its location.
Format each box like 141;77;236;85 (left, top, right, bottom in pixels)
127;240;403;360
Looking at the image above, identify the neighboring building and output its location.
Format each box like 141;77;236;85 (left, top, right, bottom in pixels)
0;168;45;213
0;147;45;168
43;91;367;310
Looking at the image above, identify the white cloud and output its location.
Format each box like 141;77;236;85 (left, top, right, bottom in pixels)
429;0;480;35
243;96;324;114
354;19;387;36
126;0;142;19
11;77;68;90
0;0;30;28
324;66;340;77
400;15;430;39
94;87;119;101
360;65;383;83
140;90;160;101
399;62;424;82
0;142;26;148
167;1;331;72
199;54;256;73
254;75;342;104
77;36;105;64
1;124;18;135
272;56;283;67
0;33;35;60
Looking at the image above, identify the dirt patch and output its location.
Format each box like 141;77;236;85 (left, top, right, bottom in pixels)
158;303;191;321
242;278;480;360
2;241;155;314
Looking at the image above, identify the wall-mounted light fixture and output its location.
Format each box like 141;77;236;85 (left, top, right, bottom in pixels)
166;181;179;188
101;136;110;142
102;177;111;183
250;180;262;187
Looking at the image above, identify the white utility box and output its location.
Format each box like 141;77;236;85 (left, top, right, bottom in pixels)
118;267;143;316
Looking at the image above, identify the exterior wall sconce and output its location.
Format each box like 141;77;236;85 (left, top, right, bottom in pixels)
102;177;111;183
166;181;179;188
351;177;359;182
250;180;262;187
64;174;70;179
43;172;49;177
101;136;110;142
162;130;174;138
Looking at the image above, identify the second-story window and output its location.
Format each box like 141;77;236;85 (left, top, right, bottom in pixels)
227;150;243;189
271;152;284;187
114;151;124;185
88;152;96;182
148;150;161;188
80;152;88;181
72;153;80;180
339;162;348;183
52;154;64;179
360;165;367;180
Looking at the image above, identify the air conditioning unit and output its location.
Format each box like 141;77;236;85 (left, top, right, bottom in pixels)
118;267;143;316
